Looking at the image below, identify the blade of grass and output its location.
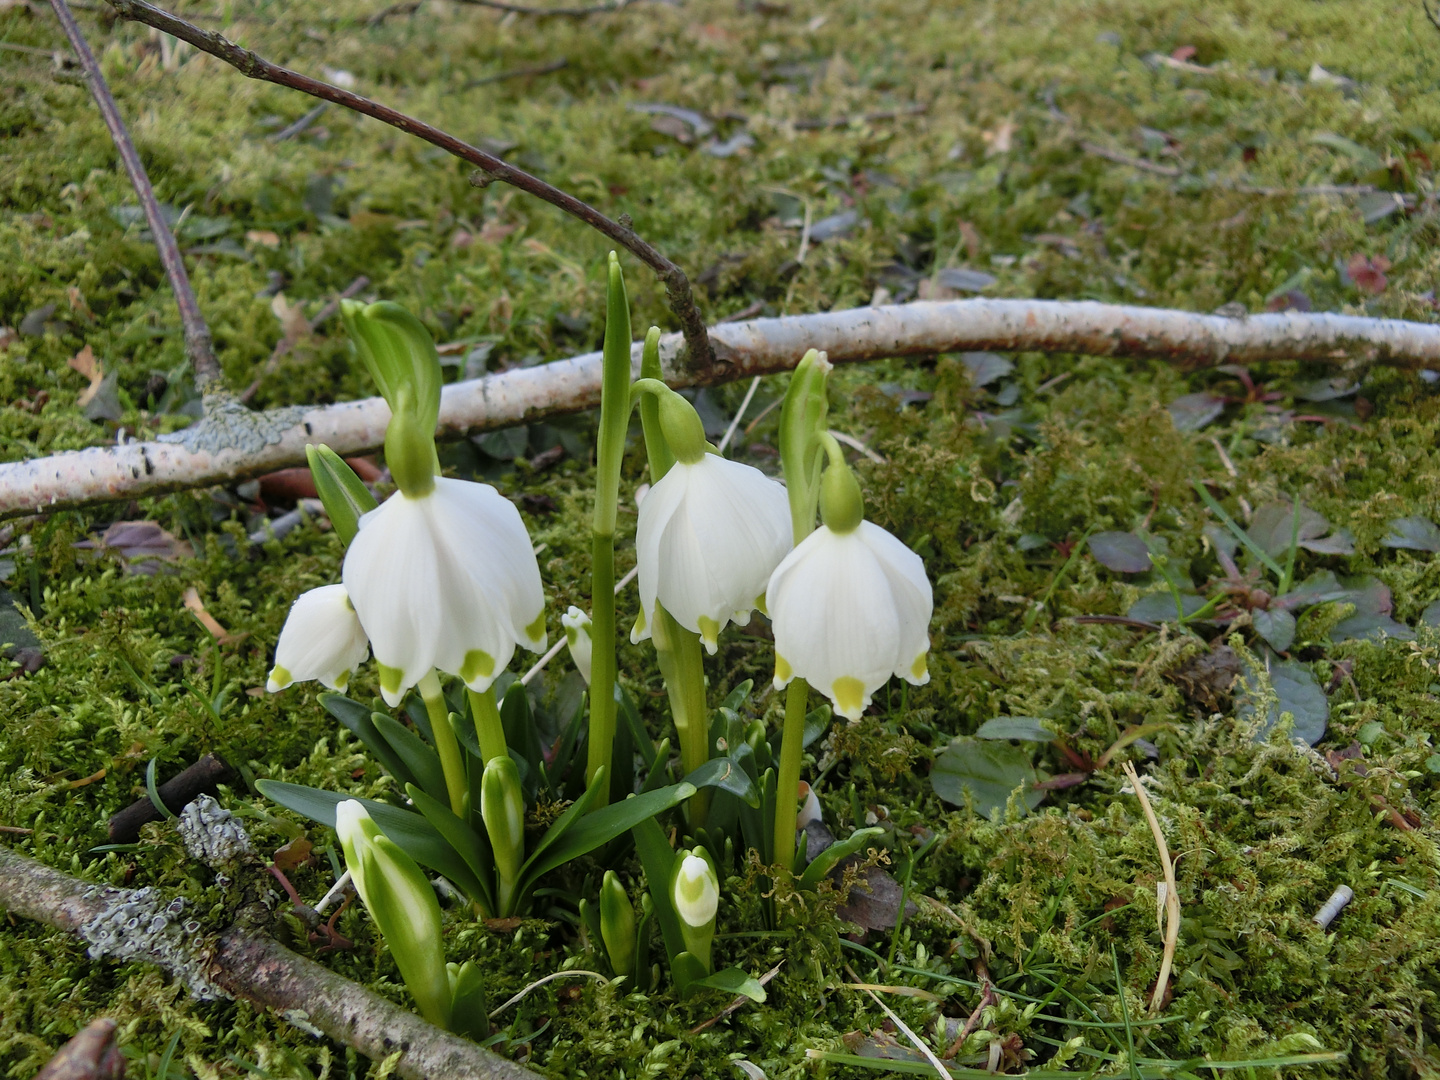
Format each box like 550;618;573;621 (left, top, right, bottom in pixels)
145;757;177;821
1191;481;1286;580
1112;944;1142;1080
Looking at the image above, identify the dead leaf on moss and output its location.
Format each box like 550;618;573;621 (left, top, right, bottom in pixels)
67;345;104;406
270;293;312;348
273;837;314;871
183;586;247;644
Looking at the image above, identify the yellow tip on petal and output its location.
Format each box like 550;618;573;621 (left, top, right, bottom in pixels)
461;649;495;685
332;669;350;690
524;610;547;648
831;676;867;720
630;606;649;645
772;652;793;690
909;651;930;684
378;662;405;702
753;592;768;617
698;615;720;655
266;665;291;693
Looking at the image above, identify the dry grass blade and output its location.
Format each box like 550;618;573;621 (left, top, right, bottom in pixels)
845;965;950;1080
1122;761;1181;1012
486;970;607;1019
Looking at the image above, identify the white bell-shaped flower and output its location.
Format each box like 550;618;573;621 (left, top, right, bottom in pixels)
633;453;791;654
267;584;370;693
343;476;546;706
766;493;932;721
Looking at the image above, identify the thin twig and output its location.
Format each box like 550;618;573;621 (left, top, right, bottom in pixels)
269;102;328;142
943;968;994;1058
452;0;633;15
1121;761;1181;1012
463;58;568;89
828;428;885;463
366;0;424;26
486;970;608;1019
1080;141;1183;177
8;298;1440;518
690;961;783;1033
239;275;370;404
48;0;222;390
717;377;761;454
0;39;66;56
105;0;713;370
793;104;927;130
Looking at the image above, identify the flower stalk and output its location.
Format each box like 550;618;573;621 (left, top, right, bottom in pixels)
418;670;467;817
586;252;632;804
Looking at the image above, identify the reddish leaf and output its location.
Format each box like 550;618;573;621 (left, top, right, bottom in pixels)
1347;254;1390;295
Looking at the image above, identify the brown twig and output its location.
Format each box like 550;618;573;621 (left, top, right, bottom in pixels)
1121;761;1181;1012
943;965;994;1058
451;0;634;15
106;753;232;843
104;0;713;370
48;0;223;391
268;101;328;142
0;844;538;1080
793;104;927;130
239;275;370;404
463;58;569;88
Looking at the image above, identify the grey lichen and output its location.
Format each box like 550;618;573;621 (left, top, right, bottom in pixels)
79;886;227;1001
177;793;254;873
156;392;309;455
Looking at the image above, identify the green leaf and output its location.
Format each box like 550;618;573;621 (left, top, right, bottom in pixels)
684;966;767;1002
1237;659;1328;746
372;712;448;806
340;299;442;432
405;784;497;915
500;680;543;776
975;717;1056;742
320;694;418;789
305;445;377;547
930;737;1046;817
682;757;760;807
672;950;708;996
619;686;657;772
515;782;696;901
257;780;489;904
1252;608;1296;653
631;815;685;962
718;679;753;715
1309;132;1384;172
639;737;673;795
519;766;606;879
798;827;885;890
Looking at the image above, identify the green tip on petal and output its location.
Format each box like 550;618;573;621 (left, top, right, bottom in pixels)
831;676;866;719
525;610;547;646
910;652;929;682
753;592;768;617
773;653;793;687
267;665;292;692
697;615;720;654
378;662;405;698
461;649;495;684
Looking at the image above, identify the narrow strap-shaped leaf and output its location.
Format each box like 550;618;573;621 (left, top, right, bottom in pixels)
406;783;497;916
639;737;673;795
256;779;489;905
631;814;685;963
320;693;418;789
718;679;753;715
619;685;657;772
685;966;767;1002
521;765;605;875
372;712;447;806
515;781;696;904
500;681;543;775
683;757;761;808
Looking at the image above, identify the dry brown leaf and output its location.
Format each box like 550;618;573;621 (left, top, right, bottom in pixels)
183;586;246;643
67;345;104;407
247;229;282;248
982;119;1016;156
270;293;312;346
478;220;518;245
273;837;314;871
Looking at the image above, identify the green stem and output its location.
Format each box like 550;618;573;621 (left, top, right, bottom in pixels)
652;602;709;825
418;670;466;817
773;677;809;875
586;253;634;806
466;686;507;765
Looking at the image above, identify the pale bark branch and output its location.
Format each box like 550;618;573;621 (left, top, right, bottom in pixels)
0;844;538;1080
103;0;713;370
3;299;1438;519
47;0;223;391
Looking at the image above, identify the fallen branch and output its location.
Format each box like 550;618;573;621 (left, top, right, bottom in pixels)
48;0;222;390
3;298;1439;518
0;843;538;1080
107;753;233;843
104;0;712;370
450;0;635;15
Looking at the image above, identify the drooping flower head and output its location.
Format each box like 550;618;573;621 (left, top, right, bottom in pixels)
630;383;792;654
766;436;932;721
561;606;593;685
267;583;370;692
269;302;546;705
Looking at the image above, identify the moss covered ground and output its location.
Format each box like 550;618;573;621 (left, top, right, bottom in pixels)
3;0;1440;1075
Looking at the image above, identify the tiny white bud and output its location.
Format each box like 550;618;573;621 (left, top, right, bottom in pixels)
561;606;594;685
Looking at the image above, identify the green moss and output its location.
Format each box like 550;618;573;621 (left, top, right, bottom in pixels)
4;0;1440;1076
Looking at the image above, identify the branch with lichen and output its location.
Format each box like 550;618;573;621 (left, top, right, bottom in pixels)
0;843;539;1080
100;0;713;372
3;297;1439;519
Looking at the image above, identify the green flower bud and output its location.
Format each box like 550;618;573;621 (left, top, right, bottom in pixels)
481;755;526;914
818;454;864;534
670;846;719;972
335;800;451;1028
599;870;637;977
778;348;832;542
306;444;378;546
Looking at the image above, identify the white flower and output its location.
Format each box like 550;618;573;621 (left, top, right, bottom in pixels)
561;606;593;685
343;476;546;706
267;583;370;693
672;851;719;929
766;520;932;721
632;454;791;654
